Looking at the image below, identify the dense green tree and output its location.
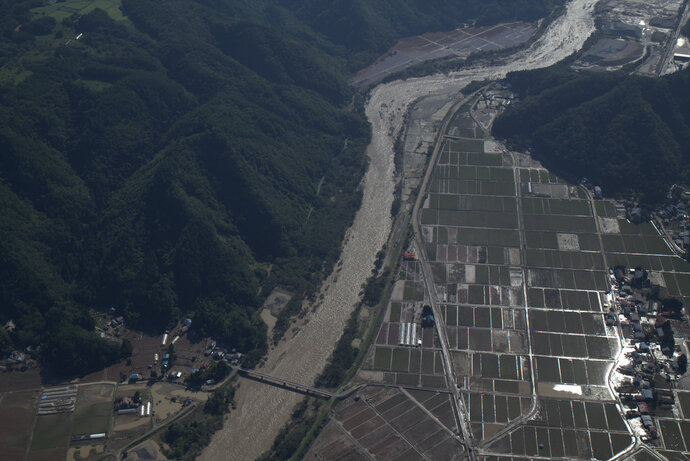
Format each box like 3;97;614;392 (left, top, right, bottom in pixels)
494;67;690;206
0;0;565;377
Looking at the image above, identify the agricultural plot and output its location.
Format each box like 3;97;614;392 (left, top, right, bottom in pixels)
354;128;690;459
364;264;444;387
351;22;535;87
424;138;544;443
29;413;73;460
0;391;37;461
599;217;687;306
592;199;690;390
657;419;690;452
423;136;633;457
446;110;485;139
518;168;565;185
464;391;532;439
677;391;690;418
543;288;602;311
595;200;618;218
72;384;114;436
307;386;464;460
484;398;632;459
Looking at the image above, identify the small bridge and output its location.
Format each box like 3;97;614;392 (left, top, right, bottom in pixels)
238;368;334;399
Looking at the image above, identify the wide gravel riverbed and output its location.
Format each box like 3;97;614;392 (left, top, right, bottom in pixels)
201;1;599;459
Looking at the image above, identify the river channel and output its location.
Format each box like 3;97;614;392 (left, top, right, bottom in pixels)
201;1;599;459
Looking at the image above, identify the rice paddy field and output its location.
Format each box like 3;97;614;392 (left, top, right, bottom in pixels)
305;386;465;461
417;135;637;458
316;109;690;458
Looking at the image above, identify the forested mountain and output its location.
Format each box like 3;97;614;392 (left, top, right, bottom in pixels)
494;67;690;205
278;0;566;69
0;0;563;375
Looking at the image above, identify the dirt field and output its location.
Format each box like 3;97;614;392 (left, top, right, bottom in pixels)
26;447;69;461
82;329;209;384
307;386;463;460
0;368;41;392
0;390;38;461
29;412;72;460
67;444;105;461
150;381;201;423
352;22;537;87
72;384;114;435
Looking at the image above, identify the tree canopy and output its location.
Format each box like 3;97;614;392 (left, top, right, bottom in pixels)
0;0;565;374
494;67;690;205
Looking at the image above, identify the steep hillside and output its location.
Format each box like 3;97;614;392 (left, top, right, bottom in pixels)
278;0;566;69
494;67;690;205
0;0;564;375
0;1;368;373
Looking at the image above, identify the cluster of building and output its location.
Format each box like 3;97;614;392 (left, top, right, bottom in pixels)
475;89;518;111
157;318;194;378
654;188;690;254
203;339;243;364
114;394;152;417
38;385;77;415
2;321;37;371
609;267;687;441
3;348;38;370
96;313;125;341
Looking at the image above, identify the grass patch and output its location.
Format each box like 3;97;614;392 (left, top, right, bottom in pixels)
463;152;502;166
449;138;484;153
391;348;410;372
594;200;617;218
72;401;112;435
420;208;437;225
80;79;113;92
389;303;401;322
30;413;72;452
403;281;424;301
373;347;392;370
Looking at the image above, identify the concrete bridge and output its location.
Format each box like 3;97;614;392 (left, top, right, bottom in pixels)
238;368;335;399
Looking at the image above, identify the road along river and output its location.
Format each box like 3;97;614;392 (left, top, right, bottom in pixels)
201;1;599;459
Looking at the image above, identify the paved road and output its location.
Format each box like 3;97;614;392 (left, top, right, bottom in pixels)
657;0;690;75
411;93;478;459
585;186;644;460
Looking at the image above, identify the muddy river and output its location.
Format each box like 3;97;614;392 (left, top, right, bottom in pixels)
201;1;599;459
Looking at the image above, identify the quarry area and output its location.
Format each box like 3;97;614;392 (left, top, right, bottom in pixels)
575;0;690;75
